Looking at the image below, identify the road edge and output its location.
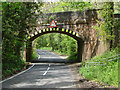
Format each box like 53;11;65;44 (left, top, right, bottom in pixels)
0;63;35;83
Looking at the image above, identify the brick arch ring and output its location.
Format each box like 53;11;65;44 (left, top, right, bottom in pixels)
27;27;82;41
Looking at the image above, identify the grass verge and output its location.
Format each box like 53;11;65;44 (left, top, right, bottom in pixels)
39;47;52;51
79;48;119;87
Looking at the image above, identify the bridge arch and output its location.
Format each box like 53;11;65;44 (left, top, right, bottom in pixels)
26;27;84;62
28;27;82;41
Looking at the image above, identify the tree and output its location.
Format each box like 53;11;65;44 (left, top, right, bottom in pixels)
40;2;92;13
2;2;43;77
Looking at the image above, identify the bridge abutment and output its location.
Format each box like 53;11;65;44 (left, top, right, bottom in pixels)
77;40;84;62
26;40;32;62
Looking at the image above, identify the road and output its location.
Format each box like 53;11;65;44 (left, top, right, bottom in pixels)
2;50;77;89
32;49;67;63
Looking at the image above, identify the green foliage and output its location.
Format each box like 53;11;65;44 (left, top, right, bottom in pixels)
41;2;92;13
32;48;38;60
79;48;119;87
114;2;120;14
2;2;43;78
2;57;26;77
67;52;78;62
36;33;77;56
92;2;120;48
69;2;92;11
39;47;52;51
93;2;114;42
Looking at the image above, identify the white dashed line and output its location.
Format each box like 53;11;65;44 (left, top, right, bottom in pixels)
38;55;40;59
43;64;51;76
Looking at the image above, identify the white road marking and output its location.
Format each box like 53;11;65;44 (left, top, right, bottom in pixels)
43;64;51;76
38;55;40;59
0;64;35;83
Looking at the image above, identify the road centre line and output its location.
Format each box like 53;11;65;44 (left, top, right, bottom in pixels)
38;55;40;59
43;64;51;76
0;63;35;83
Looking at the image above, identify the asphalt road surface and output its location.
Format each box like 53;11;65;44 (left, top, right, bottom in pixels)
2;50;77;89
32;49;67;63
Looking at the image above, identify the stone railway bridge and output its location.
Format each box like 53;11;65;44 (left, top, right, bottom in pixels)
26;9;117;62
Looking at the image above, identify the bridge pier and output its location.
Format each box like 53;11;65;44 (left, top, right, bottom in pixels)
77;40;84;62
26;40;32;62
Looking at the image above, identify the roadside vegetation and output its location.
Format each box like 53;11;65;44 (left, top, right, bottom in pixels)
79;3;120;87
32;48;38;60
39;47;52;51
2;2;43;78
79;48;119;87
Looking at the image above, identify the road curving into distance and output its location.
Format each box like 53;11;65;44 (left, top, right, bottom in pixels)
2;50;77;89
